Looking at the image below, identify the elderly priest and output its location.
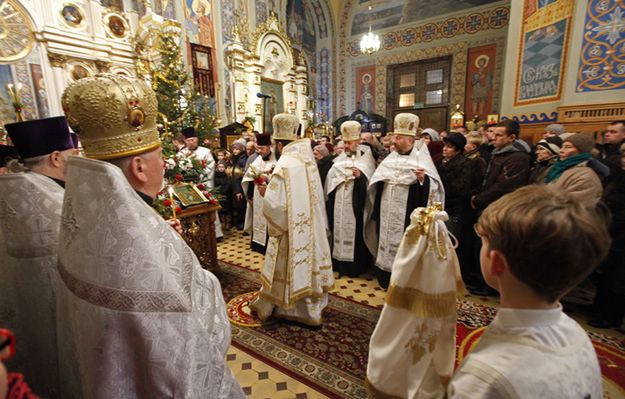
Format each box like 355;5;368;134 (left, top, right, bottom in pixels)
55;74;244;399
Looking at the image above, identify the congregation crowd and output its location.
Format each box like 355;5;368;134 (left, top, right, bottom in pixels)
203;117;625;332
0;72;623;398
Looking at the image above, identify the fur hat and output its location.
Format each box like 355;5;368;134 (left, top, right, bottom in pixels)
564;133;595;154
421;128;439;142
443;132;466;152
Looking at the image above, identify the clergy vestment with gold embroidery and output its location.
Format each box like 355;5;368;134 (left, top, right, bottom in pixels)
55;157;244;399
250;139;334;326
0;172;64;398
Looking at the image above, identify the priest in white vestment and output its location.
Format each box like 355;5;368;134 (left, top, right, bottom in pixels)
0;116;78;398
364;113;444;289
56;74;244;399
179;126;223;238
325;121;376;277
250;114;334;326
242;132;276;254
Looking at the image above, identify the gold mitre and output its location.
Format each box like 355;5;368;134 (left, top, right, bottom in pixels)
61;73;160;160
271;113;300;141
392;113;420;137
341;120;361;142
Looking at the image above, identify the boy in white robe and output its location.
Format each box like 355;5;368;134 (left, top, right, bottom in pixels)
448;184;609;398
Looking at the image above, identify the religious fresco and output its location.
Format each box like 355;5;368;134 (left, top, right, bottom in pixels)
287;0;317;56
514;0;574;106
184;0;215;48
576;0;625;92
29;64;49;119
465;44;496;121
0;65;14;125
355;66;376;114
350;0;500;36
255;0;268;25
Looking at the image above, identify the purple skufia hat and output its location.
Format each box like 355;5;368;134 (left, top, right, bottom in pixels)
5;116;73;159
70;132;79;149
0;145;19;167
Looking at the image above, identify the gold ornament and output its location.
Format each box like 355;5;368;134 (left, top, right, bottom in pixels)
0;0;35;62
271;113;299;141
340;121;361;142
392;113;420;137
61;73;161;160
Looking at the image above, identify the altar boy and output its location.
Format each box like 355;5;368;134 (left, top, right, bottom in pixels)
448;184;609;398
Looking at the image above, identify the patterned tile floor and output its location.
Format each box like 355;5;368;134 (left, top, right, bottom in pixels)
217;228;624;398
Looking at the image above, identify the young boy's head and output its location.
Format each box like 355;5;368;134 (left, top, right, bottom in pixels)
475;185;610;303
216;149;226;161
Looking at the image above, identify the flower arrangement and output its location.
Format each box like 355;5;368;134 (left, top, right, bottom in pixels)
163;152;208;184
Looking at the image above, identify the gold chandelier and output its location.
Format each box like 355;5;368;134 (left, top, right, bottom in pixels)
360;1;380;55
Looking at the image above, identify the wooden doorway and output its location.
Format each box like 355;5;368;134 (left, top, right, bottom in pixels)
386;57;452;132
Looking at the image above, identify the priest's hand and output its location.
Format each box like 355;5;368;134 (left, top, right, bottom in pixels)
352;167;361;178
258;184;267;197
167;218;183;235
414;168;426;183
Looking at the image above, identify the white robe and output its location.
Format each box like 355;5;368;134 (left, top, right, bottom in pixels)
250;139;334;326
448;306;602;399
0;172;64;398
325;145;376;262
241;152;277;250
364;142;444;272
55;156;244;399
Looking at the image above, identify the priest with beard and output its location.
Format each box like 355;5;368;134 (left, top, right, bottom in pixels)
364;113;444;289
242;132;277;254
0;116;79;398
56;74;244;399
250;113;334;327
325;120;376;277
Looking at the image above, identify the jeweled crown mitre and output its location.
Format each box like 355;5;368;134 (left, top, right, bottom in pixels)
341;121;361;142
61;73;161;160
271;113;300;141
393;113;420;137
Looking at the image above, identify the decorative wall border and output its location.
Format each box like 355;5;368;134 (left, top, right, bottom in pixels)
501;112;558;124
345;7;510;57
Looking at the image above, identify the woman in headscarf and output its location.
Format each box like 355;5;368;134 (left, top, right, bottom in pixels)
544;133;602;207
529;136;562;184
313;144;333;187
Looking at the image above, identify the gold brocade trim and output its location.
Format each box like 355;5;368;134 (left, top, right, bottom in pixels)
83;130;161;160
364;377;404;399
386;285;456;319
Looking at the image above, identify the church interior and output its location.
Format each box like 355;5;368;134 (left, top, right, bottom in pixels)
1;0;625;398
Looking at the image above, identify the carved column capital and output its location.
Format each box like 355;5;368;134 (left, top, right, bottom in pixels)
48;53;68;68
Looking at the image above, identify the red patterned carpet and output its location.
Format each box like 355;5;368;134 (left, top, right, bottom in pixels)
217;261;625;398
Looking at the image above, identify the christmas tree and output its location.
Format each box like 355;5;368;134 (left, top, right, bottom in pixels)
146;29;218;158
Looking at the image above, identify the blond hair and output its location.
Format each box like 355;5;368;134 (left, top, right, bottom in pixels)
475;185;610;302
466;131;483;146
